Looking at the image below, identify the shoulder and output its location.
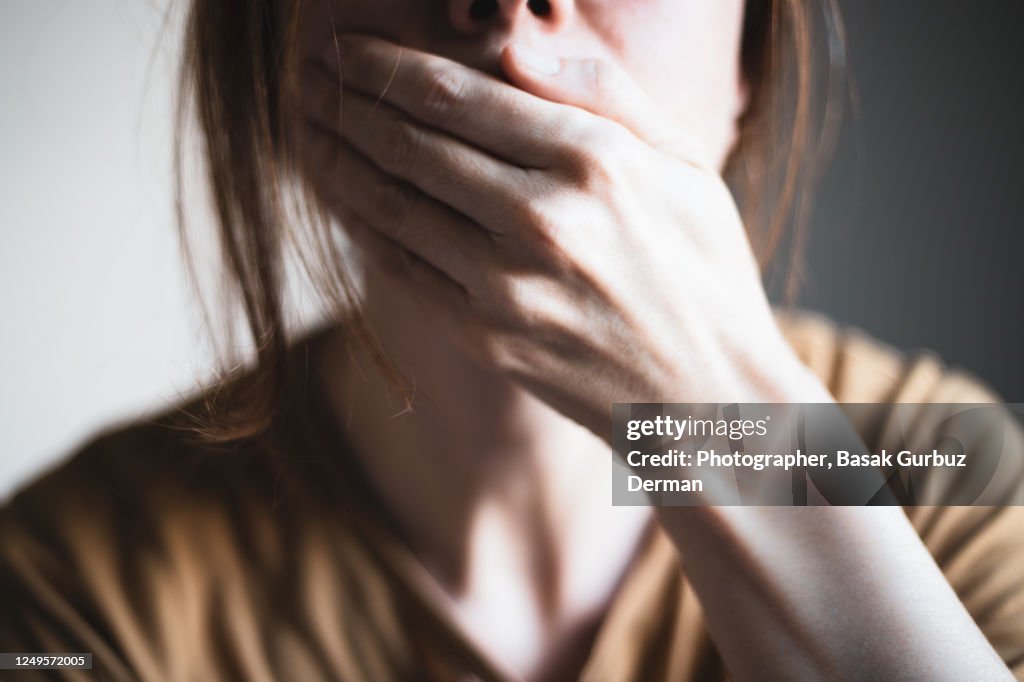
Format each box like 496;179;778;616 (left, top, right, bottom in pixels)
0;407;295;658
0;417;199;677
2;321;348;550
0;327;369;678
0;405;291;561
774;306;1002;404
775;307;1024;504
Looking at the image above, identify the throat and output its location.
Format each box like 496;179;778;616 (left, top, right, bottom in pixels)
313;279;655;678
433;471;655;682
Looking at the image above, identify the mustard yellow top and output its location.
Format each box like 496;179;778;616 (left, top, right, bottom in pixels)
2;310;1023;681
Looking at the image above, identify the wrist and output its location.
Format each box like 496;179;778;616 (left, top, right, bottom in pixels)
735;331;834;404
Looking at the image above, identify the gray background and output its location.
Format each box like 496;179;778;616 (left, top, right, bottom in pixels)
790;0;1024;401
1;0;1021;496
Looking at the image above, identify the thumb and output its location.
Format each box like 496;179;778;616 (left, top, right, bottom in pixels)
503;43;710;166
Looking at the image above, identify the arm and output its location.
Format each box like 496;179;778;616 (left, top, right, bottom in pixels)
658;489;1015;681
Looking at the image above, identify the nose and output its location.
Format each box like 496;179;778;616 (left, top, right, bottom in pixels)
448;0;566;34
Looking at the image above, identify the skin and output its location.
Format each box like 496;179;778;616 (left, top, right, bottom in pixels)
294;1;1014;680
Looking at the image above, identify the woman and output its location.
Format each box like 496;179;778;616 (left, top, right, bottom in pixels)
2;0;1023;680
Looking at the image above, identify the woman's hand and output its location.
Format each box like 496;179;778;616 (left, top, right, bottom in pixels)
301;34;828;442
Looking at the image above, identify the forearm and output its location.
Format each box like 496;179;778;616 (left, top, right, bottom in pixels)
656;504;1013;681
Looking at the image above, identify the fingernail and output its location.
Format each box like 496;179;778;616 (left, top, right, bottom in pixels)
513;45;561;76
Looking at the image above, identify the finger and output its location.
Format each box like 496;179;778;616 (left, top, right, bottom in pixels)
303;120;495;288
318;34;572;168
343;207;471;322
333;203;407;278
306;63;531;234
502;44;714;169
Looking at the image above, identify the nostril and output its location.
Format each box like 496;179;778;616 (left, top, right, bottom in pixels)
467;0;553;22
469;0;498;20
527;0;552;17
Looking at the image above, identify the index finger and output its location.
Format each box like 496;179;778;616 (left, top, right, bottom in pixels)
318;34;570;169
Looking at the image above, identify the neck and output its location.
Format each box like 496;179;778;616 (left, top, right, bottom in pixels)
319;274;614;577
316;273;652;675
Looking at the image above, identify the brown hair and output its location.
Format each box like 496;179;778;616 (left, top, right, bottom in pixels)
173;0;847;444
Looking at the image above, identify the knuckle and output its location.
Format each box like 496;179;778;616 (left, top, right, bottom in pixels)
487;276;549;329
517;197;572;256
560;122;625;189
519;198;557;238
572;156;613;192
419;68;465;126
470;291;565;373
494;276;531;314
548;111;588;159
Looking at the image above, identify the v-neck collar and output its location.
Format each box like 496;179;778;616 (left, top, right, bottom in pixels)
288;324;691;681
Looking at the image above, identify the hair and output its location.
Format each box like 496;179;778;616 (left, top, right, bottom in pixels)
173;0;848;445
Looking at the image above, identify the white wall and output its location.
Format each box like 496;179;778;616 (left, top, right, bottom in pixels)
0;0;215;498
